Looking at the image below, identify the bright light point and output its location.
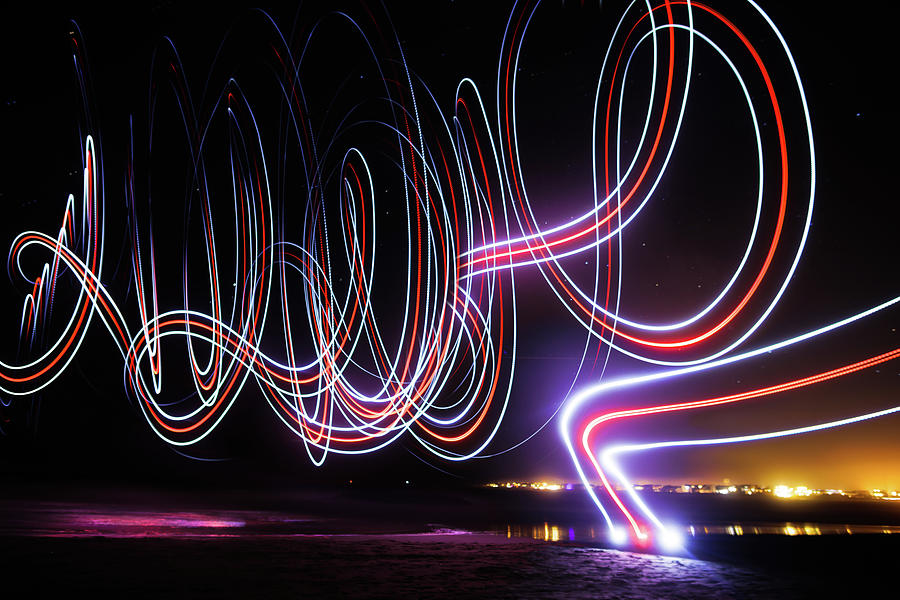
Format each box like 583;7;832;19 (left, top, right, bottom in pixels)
608;527;627;545
658;527;684;552
773;485;794;498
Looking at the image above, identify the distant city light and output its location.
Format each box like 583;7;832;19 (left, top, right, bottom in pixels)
774;485;794;498
486;481;899;502
487;481;565;492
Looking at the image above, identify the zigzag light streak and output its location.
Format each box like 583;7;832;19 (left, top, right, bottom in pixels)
0;0;896;551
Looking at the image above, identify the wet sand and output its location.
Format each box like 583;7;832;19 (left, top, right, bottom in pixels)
2;534;801;599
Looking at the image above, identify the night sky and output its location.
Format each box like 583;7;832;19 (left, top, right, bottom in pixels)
0;0;897;491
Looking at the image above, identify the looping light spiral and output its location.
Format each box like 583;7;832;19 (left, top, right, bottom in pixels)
1;0;896;549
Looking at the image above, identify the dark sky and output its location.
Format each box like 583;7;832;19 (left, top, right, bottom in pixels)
0;0;897;490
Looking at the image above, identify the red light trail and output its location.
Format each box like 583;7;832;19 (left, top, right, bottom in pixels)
1;1;896;551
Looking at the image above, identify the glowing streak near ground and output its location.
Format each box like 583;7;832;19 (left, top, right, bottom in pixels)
0;0;897;551
576;348;900;540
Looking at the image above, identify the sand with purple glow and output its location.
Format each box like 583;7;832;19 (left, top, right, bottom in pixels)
2;533;796;599
3;487;897;597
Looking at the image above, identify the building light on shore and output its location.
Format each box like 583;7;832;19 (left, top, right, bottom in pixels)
531;482;562;491
773;485;793;498
487;481;900;501
486;481;564;491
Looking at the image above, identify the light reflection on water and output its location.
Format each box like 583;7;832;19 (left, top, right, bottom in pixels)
0;503;314;538
5;502;900;540
502;521;900;542
506;523;566;542
687;523;900;536
0;503;480;539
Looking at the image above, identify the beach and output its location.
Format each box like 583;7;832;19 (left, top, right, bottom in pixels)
2;484;898;598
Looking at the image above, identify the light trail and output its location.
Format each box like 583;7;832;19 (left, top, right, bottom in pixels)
0;1;896;552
